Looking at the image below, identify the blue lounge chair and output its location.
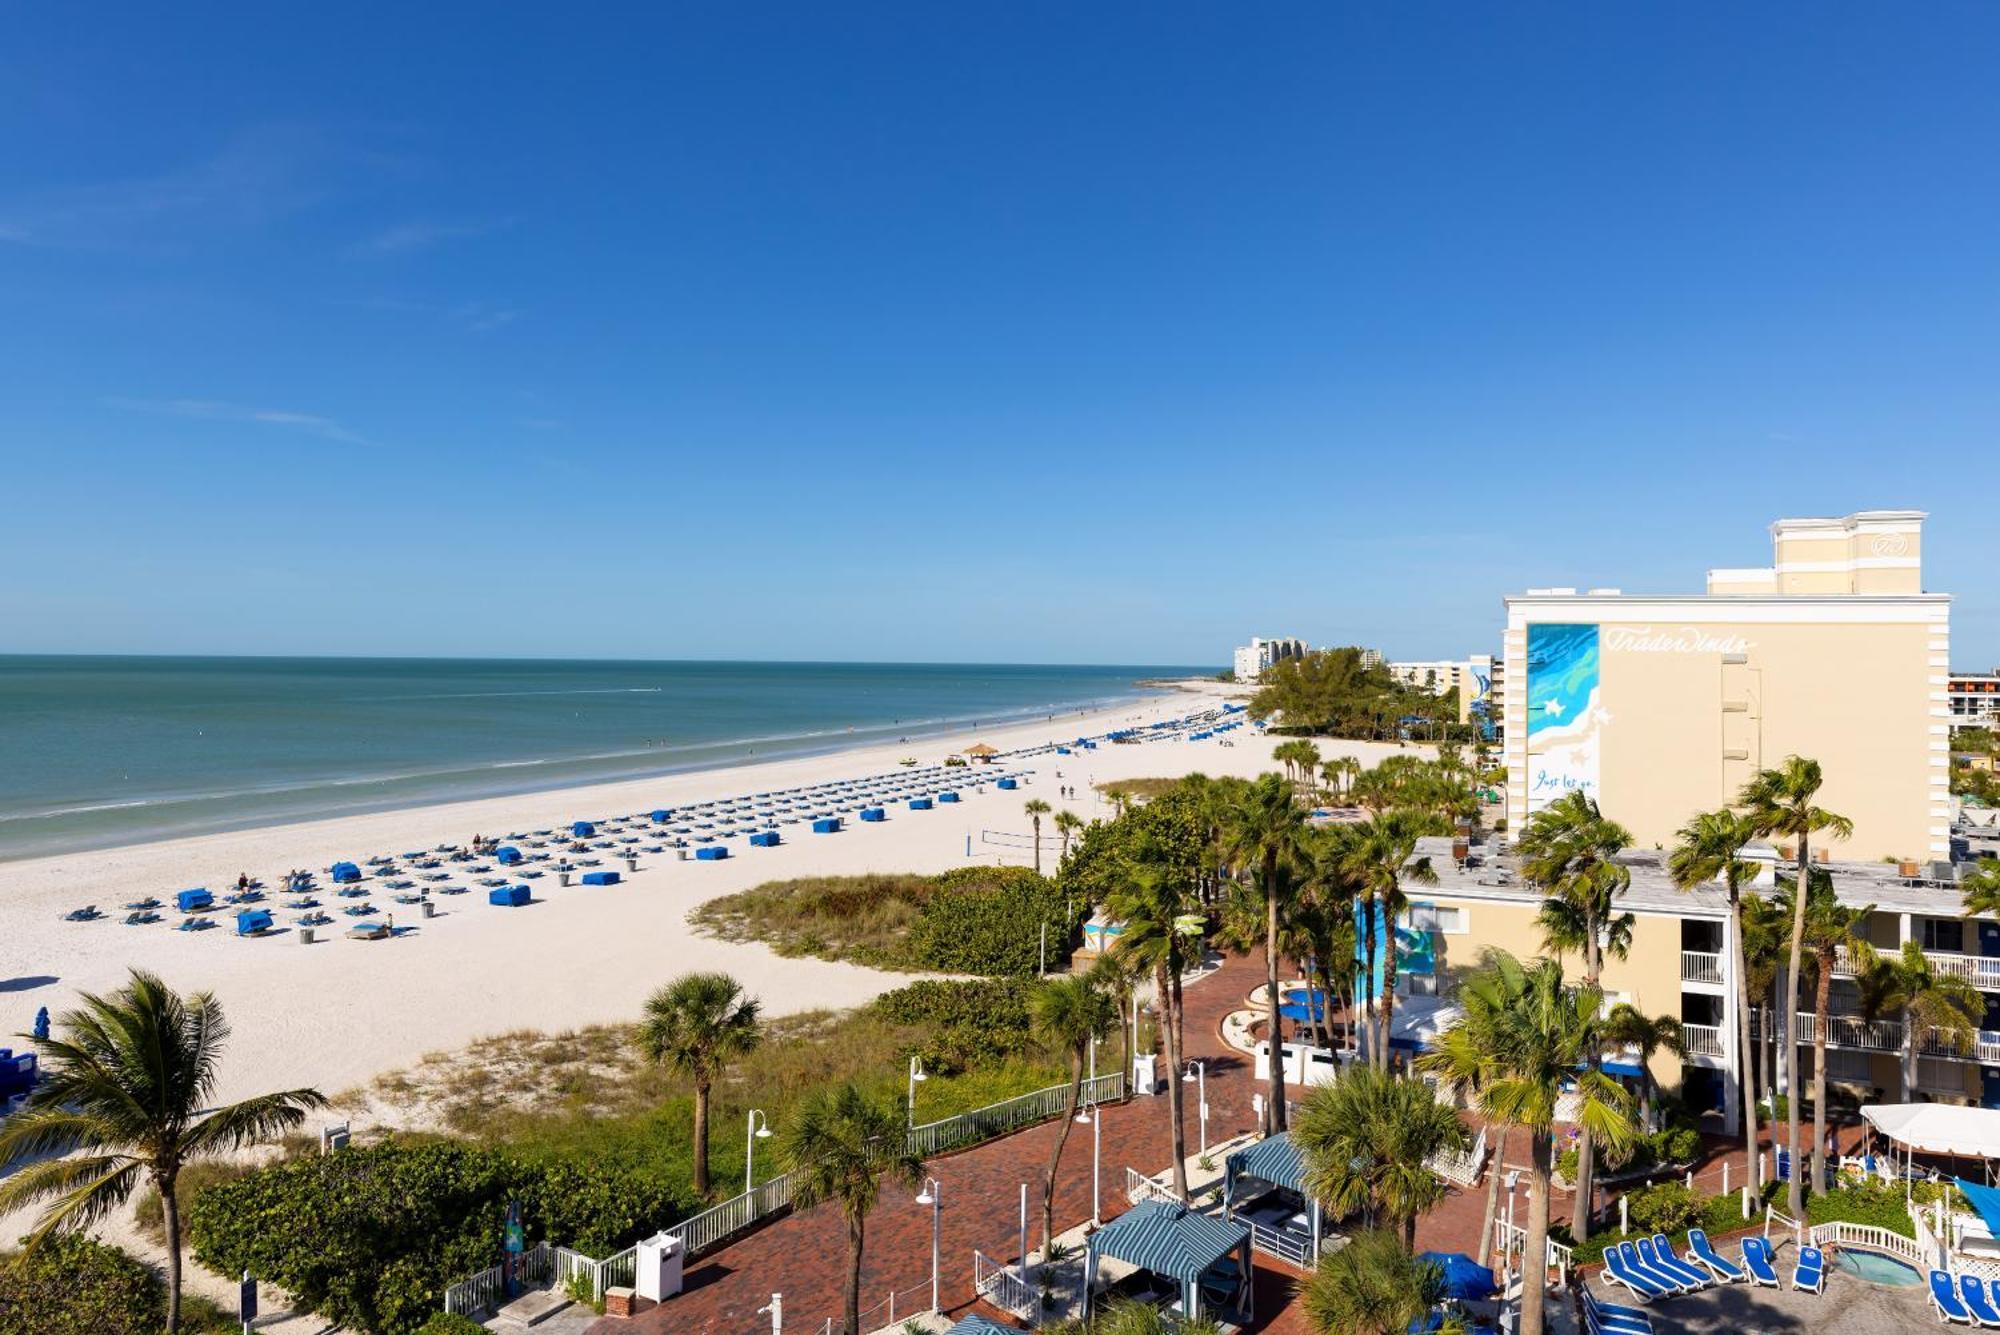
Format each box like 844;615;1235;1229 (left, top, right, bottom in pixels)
1620;1241;1686;1294
1638;1236;1708;1290
1792;1245;1824;1295
1602;1246;1667;1302
1581;1288;1653;1335
1936;1270;1975;1324
1686;1229;1745;1283
1962;1275;2000;1326
1741;1237;1780;1288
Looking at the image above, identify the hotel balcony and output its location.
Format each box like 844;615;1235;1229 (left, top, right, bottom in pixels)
1681;1022;1726;1059
1680;950;1725;986
1832;943;2000;991
1749;1009;2000;1063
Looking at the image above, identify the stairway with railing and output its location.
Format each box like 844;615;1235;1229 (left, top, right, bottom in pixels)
974;1248;1037;1320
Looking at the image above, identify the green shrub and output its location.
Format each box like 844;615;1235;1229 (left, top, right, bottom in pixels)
0;1235;165;1335
873;977;1042;1072
188;1139;692;1335
1627;1182;1703;1236
904;867;1077;976
1658;1127;1700;1165
417;1315;488;1335
1806;1183;1915;1238
135;1158;258;1242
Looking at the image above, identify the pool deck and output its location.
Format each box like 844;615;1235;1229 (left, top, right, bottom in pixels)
1584;1269;1928;1334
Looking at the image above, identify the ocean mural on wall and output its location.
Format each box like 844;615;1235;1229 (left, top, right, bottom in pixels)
1525;622;1602;812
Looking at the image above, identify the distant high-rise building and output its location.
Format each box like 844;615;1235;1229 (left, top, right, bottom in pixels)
1232;636;1307;683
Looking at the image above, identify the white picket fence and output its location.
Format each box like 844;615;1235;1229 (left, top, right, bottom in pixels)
1811;1220;1928;1269
444;1242;555;1316
974;1247;1037;1320
1492;1219;1573;1285
1428;1126;1487;1188
444;1071;1124;1315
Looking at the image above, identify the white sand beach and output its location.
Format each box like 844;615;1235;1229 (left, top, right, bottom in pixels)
1;680;1418;1107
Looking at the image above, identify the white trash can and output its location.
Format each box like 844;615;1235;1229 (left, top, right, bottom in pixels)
635;1231;684;1303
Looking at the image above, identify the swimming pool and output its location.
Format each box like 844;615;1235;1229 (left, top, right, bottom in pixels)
1833;1249;1923;1286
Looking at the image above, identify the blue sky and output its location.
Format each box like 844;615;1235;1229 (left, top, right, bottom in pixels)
4;4;1997;666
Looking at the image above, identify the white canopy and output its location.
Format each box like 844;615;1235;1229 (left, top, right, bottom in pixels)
1862;1103;2000;1159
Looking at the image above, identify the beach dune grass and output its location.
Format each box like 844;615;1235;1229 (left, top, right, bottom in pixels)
689;873;935;967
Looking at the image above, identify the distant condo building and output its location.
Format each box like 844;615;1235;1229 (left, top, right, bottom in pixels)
1387;655;1504;741
1951;670;2000;732
1502;509;1948;863
1232;636;1307;683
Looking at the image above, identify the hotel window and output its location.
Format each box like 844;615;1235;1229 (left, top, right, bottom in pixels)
1406;905;1468;935
1825;1049;1873;1083
1917;1056;1965;1095
1923;919;1967;954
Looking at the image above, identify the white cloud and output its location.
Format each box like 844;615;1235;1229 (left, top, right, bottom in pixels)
111;397;371;446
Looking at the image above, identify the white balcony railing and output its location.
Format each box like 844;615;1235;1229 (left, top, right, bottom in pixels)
1681;951;1725;985
1834;943;2000;990
1681;1023;1726;1059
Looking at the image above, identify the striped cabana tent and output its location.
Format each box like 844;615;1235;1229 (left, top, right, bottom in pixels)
1224;1132;1328;1263
1083;1198;1253;1323
944;1316;1020;1335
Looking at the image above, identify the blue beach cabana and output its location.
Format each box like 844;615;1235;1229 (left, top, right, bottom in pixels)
943;1316;1017;1335
1083;1198;1253;1324
234;908;274;936
330;861;362;884
495;846;524;866
176;888;213;913
1223;1132;1330;1264
571;821;596;838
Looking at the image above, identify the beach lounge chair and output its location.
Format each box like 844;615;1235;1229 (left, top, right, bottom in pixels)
1602;1246;1666;1302
1582;1288;1653;1335
125;910;160;925
1638;1237;1707;1290
1741;1237;1780;1288
1686;1229;1744;1283
1937;1270;1976;1324
1962;1275;2000;1326
1792;1245;1825;1295
1619;1242;1686;1294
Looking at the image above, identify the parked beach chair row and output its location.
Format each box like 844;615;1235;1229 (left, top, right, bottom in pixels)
1932;1269;2000;1326
1602;1229;1822;1303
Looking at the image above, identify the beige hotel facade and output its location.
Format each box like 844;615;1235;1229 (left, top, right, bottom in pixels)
1500;509;1949;865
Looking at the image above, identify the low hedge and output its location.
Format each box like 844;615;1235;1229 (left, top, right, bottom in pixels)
904;866;1079;977
0;1235;233;1335
873;977;1042;1072
189;1139;692;1335
1806;1183;1915;1238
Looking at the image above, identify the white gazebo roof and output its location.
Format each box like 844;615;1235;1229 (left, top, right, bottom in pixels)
1862;1103;2000;1159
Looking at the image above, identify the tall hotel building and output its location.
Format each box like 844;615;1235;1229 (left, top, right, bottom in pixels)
1501;510;1948;864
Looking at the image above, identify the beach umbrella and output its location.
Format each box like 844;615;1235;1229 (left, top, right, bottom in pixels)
32;1007;49;1041
1417;1251;1496;1301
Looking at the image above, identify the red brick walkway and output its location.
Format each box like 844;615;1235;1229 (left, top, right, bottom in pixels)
597;951;1315;1334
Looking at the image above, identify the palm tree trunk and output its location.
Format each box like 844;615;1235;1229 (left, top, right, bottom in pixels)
162;1178;183;1335
1045;1052;1082;1254
1522;1130;1552;1335
1162;962;1190;1199
1264;870;1286;1134
1118;987;1132;1094
1812;956;1832;1194
1733;890;1761;1194
1361;895;1380;1068
1784;835;1811;1217
1573;933;1602;1244
1033;816;1043;875
844;1210;865;1335
693;1081;711;1196
1381;907;1400;1075
1476;1125;1506;1268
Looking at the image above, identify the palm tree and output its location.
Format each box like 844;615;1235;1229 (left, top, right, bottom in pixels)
1598;1005;1685;1133
1090;949;1141;1101
1110;840;1201;1199
1668;807;1765;1193
778;1082;925;1335
1341;810;1438;1071
1871;940;1983;1108
0;970;327;1335
1445;950;1633;1335
1322;756;1362;805
1773;870;1874;1194
1960;856;2000;920
1518;790;1633;1241
1029;972;1114;1253
1222;772;1310;1133
1025;798;1053;874
1415;993;1505;1268
1294;1066;1468;1250
1299;1229;1453;1335
1739;890;1791;1126
638;971;762;1197
1053;808;1085;864
1293;830;1361;1051
1738;756;1853;1215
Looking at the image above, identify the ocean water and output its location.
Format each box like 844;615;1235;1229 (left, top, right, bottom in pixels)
0;657;1201;860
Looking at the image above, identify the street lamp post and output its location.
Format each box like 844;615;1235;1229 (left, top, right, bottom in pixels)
1182;1060;1208;1156
914;1177;942;1314
1077;1102;1102;1225
908;1056;927;1130
745;1109;773;1196
1504;1170;1521;1291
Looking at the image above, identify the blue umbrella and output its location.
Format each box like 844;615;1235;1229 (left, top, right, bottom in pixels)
1419;1251;1496;1300
32;1007;49;1041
